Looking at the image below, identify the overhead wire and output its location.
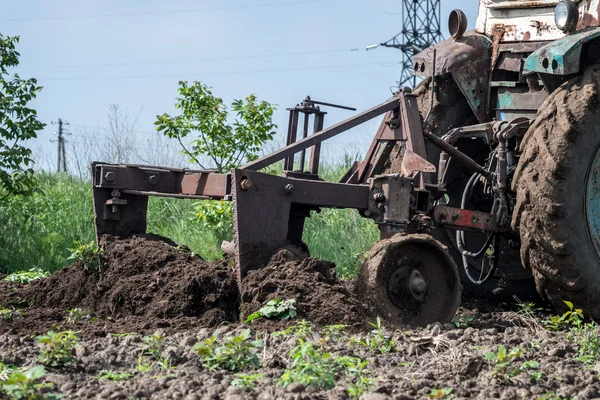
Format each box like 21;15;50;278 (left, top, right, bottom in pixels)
37;61;398;81
0;0;332;22
19;48;360;69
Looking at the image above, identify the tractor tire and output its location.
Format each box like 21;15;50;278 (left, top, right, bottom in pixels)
512;65;600;318
405;76;536;300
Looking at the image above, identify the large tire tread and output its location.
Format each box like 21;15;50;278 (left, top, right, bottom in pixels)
512;65;600;316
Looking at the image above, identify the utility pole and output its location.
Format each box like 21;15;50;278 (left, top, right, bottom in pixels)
51;119;69;172
371;0;443;88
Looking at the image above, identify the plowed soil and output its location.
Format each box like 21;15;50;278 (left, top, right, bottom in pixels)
241;247;366;328
0;235;368;337
1;235;598;399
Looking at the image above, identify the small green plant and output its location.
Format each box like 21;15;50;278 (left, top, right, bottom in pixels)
525;340;541;352
0;362;13;381
98;370;133;381
359;317;395;354
4;268;50;285
135;353;153;374
194;329;263;371
272;320;314;339
142;332;167;360
154;357;173;372
544;301;584;331
65;308;90;324
110;332;135;338
572;322;600;364
1;365;61;400
0;307;23;320
515;298;544;318
280;340;336;390
428;388;453;399
4;268;49;284
67;240;103;271
347;376;377;399
537;393;570;400
451;315;474;328
321;324;348;340
37;330;78;367
336;356;376;399
231;373;264;389
530;371;544;381
484;345;523;380
245;298;297;323
521;360;541;370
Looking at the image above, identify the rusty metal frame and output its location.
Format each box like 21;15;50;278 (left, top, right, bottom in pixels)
242;96;401;171
231;168;369;280
91;90;514;285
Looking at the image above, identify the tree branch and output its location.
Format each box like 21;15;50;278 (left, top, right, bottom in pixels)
177;136;207;169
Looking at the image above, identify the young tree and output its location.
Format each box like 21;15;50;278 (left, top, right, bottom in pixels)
156;81;277;246
155;81;277;173
0;34;45;199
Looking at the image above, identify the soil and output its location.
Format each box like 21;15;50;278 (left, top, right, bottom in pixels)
1;235;598;399
241;247;366;328
1;306;598;399
0;234;240;336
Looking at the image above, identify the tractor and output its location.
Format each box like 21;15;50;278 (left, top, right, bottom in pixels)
91;0;600;326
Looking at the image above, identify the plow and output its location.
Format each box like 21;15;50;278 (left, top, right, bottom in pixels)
93;0;600;326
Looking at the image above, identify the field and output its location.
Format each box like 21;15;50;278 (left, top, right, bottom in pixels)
0;234;598;400
2;171;600;400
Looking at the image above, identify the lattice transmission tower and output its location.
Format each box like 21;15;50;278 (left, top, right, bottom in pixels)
379;0;443;88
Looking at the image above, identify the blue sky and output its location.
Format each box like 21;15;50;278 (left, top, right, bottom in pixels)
4;0;480;169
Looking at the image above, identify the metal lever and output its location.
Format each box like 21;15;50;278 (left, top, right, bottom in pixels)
300;96;356;111
310;99;356;111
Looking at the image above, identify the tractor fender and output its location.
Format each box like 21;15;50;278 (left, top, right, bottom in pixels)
413;31;492;78
523;27;600;76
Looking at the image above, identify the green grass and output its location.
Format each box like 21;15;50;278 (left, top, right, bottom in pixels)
0;165;378;277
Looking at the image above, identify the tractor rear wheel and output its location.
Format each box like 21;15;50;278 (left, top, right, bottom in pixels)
357;233;461;326
512;65;600;319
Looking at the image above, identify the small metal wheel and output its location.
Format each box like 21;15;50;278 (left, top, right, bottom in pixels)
357;233;461;326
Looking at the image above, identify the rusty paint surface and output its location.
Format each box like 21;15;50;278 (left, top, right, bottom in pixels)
231;168;370;280
400;149;436;178
93;163;230;198
433;205;505;232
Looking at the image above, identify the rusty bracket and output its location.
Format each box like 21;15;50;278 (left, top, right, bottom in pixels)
433;205;508;232
92;162;231;240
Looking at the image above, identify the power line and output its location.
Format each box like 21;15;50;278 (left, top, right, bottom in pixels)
19;48;360;69
0;0;331;22
38;61;399;82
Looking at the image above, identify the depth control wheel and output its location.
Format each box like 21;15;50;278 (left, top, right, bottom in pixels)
357;233;461;326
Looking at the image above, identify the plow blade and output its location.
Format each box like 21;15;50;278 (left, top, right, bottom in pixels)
231;168;369;282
